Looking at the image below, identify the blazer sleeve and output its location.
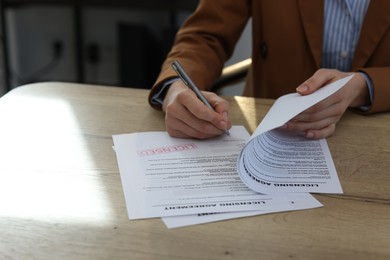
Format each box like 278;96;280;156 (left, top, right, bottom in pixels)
148;0;251;110
359;67;390;114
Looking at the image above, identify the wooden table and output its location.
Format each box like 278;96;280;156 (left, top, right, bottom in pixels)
0;82;389;259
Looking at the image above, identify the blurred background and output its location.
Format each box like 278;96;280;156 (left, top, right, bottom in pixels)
0;0;251;97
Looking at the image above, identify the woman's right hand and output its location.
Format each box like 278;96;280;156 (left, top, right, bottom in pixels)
162;80;231;139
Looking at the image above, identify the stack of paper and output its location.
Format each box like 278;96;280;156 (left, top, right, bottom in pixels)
113;76;352;228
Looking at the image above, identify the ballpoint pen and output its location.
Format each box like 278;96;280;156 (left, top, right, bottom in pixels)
171;60;230;136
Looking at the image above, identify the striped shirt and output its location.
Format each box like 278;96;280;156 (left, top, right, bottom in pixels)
322;0;370;71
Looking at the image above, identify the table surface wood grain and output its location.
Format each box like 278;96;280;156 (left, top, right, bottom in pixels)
0;82;389;260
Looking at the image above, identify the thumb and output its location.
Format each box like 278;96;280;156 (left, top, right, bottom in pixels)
296;69;337;96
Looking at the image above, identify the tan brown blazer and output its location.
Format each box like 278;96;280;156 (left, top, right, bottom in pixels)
149;0;390;113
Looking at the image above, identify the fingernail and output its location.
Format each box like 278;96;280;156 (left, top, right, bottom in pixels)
296;84;309;93
222;111;228;121
306;132;315;138
220;121;227;130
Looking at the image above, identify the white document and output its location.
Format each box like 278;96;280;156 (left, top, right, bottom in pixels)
162;193;322;228
113;126;319;220
236;76;352;194
112;76;349;223
252;75;354;136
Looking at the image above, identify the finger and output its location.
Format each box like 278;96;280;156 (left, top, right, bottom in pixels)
204;92;229;113
180;91;229;131
285;104;343;132
203;92;232;129
166;128;191;139
296;69;347;95
292;97;344;123
165;92;226;138
164;85;230;138
305;123;336;139
165;102;225;139
284;114;339;133
166;118;219;139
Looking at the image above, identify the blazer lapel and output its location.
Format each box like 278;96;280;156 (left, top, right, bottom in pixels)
352;1;390;69
298;0;324;69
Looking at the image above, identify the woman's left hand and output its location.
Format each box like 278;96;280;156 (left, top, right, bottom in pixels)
283;69;371;139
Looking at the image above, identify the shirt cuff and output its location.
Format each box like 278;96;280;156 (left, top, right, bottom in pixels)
150;78;180;106
357;72;374;111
